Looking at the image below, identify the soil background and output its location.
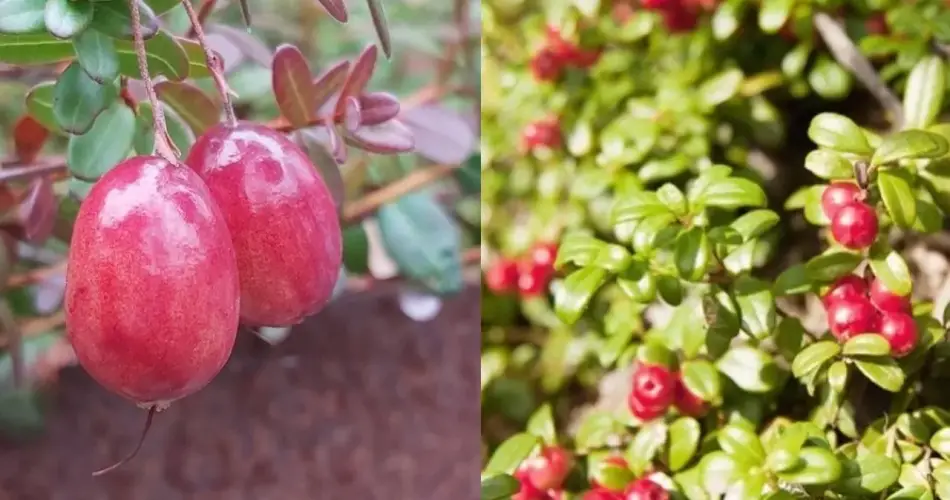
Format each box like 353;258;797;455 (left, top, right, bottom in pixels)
0;286;481;500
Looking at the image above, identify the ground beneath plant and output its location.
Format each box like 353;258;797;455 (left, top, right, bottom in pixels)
0;286;481;500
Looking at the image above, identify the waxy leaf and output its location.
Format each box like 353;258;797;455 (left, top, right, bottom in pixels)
73;29;119;83
854;357;905;392
868;248;912;296
359;91;400;126
25;81;60;133
0;0;46;34
272;44;316;128
835;453;900;495
554;267;608;325
759;0;793;32
681;359;721;404
668;417;701;471
480;474;520;500
776;447;842;485
873;130;949;165
401;103;477;165
804;251;861;283
299;130;345;212
483;433;539;476
344;119;414;154
89;0;159;40
313;59;350;113
44;0;93;39
804;150;853;180
155;81;221;135
808;113;872;154
315;0;347;23
903;55;945;130
114;30;189;80
132;102;194;157
0;33;74;64
67;101;135;181
791;340;839;378
53;61;116;135
674;227;710;282
336;44;378;117
717;346;779;393
340;224;369;274
843;334;891;357
366;0;391;58
877;168;917;228
698;177;767;209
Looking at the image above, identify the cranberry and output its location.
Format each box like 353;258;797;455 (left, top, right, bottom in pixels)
673;374;708;417
531;242;559;268
531;48;564;82
518;258;554;297
820;182;861;220
513;470;548;500
830;201;878;249
879;312;918;358
661;8;698;33
521;119;562;151
641;0;674;9
865;12;888;35
485;258;520;294
869;278;911;314
570;47;602;68
66;156;240;406
623;478;669;500
822;275;868;307
826;296;880;341
584;489;624;500
185;122;342;327
520;446;573;491
629;365;675;420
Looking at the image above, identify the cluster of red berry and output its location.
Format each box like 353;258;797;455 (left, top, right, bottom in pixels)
639;0;715;33
521;117;563;153
821;182;879;249
628;363;707;421
485;242;559;297
530;26;602;82
822;274;918;356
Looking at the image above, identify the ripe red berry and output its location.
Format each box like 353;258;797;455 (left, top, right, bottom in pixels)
629;365;675;420
869;278;911;314
865;13;888;35
879;312;918;358
513;470;548;500
826;296;880;341
521;119;562;151
531;242;559;268
830;201;878;250
641;0;674;9
623;478;669;500
570;47;603;68
822;274;868;307
661;8;698;33
66;156;240;406
520;446;573;491
518;258;554;297
485;258;520;294
584;488;624;500
531;48;564;82
820;182;861;220
185;122;342;327
673;374;708;417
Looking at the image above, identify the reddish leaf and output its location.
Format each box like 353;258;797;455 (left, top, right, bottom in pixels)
343;96;361;133
272;44;317;128
344;119;414;154
154;81;221;135
335;44;378;118
18;178;56;244
324;117;346;164
400;103;477;164
359;92;400;125
208;24;272;67
313;59;350;115
13;115;49;164
315;0;347;23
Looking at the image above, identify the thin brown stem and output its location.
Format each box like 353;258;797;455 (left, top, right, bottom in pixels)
91;405;157;476
181;0;237;127
185;0;217;38
342;164;457;223
129;0;178;161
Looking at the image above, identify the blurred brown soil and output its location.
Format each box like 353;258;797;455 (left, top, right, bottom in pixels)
0;286;480;500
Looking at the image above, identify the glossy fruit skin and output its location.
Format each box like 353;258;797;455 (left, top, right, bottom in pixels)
629;364;675;420
66;156;239;406
830;201;878;249
673;374;708;417
820;182;861;220
869;278;911;313
584;489;623;500
513;471;548;500
518;258;553;297
185;122;342;327
485;258;520;294
623;478;669;500
531;48;563;82
521;119;562;151
521;446;573;491
826;297;880;341
879;312;918;358
822;275;868;307
531;242;559;268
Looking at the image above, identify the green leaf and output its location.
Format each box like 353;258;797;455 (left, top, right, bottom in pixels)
142;0;179;15
758;0;793;33
637;340;676;368
575;411;625;451
734;276;776;340
808;113;873;155
617;261;657;303
782;42;811;78
808;56;852;101
483;433;540;476
132;101;194;157
556;232;605;269
526;403;557;445
873;130;950;166
0;33;74;64
698;68;743;108
712;0;744;40
700;451;739;496
903;55;945;130
24;81;60;133
868;248;913;296
718;424;765;465
155;80;221;134
791;340;840;378
698;177;767;210
73;28;119;83
554;267;607;325
855;357;905;392
730;209;779;241
835;453;900;495
612;191;671;224
114;30;188;80
843;334;891;357
66;100;135;181
931;428;950;456
668;417;701;471
626;421;668;474
804;150;854;180
716;346;779;393
766;448;799;473
480;474;520;500
773;264;812;296
681;359;722;405
590;457;636;491
53;60;116;134
0;0;46;34
776;447;842;485
675;227;711;282
89;0;159;40
341;224;370;274
44;0;93;39
377;192;463;294
804;251;862;283
657;183;688;215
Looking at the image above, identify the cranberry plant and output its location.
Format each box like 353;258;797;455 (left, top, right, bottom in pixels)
0;0;478;452
482;1;950;500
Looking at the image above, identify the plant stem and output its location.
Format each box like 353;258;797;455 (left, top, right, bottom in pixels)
341;163;457;223
129;0;178;162
181;0;237;127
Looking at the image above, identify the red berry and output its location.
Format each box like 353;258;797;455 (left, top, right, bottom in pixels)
486;258;521;294
869;278;911;314
673;374;708;417
661;8;698;33
820;182;861;220
629;364;675;420
826;297;880;341
66;156;240;406
830;201;878;249
822;274;868;307
513;470;548;500
865;12;888;35
518;258;554;297
623;478;669;500
641;0;673;9
570;47;603;68
531;48;564;82
531;242;559;268
186;122;342;327
584;489;624;500
520;446;573;491
879;312;918;358
522;119;562;151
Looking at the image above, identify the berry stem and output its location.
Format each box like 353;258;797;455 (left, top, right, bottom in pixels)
129;0;179;162
91;404;156;476
181;0;238;128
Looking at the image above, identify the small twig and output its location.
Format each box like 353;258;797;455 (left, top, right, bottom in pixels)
181;0;237;127
342;164;457;223
813;13;904;129
91;405;157;476
185;0;218;38
7;260;66;288
130;0;179;161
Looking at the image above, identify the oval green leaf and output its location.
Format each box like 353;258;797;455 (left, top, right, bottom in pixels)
843;334;891;357
52;60;115;134
554;267;608;325
0;0;46;34
668;417;701;471
808;113;872;155
791;340;840;378
873;130;950;166
776;447;842;485
66;101;135;181
44;0;93;39
482;433;540;476
868;248;913;296
904;55;946;130
854;357;905;392
73;28;119;83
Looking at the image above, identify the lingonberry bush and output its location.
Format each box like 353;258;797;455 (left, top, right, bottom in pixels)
0;0;478;475
482;1;950;499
